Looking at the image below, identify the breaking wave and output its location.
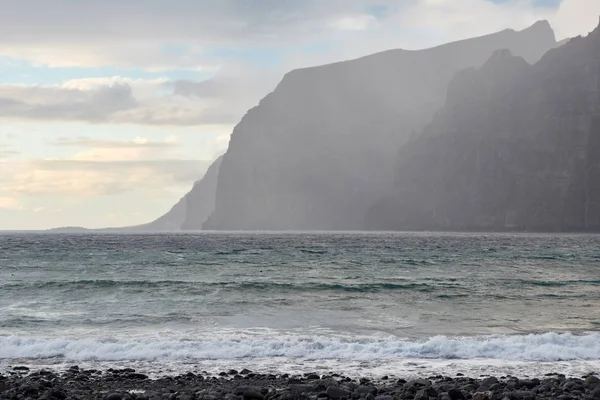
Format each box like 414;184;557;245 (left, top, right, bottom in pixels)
1;332;599;362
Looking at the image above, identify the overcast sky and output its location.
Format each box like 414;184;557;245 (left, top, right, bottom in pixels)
0;0;598;230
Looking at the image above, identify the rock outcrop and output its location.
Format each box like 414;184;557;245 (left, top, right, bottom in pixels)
203;21;557;230
366;20;600;231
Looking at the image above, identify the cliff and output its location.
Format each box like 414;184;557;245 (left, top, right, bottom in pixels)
203;22;557;230
111;156;222;232
181;156;222;230
365;20;600;231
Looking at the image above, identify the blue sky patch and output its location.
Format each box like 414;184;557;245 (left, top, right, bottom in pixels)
0;56;212;85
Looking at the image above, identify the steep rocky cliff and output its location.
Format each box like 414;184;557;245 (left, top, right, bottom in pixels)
127;194;188;231
181;156;222;230
203;22;557;231
116;156;222;231
366;21;600;232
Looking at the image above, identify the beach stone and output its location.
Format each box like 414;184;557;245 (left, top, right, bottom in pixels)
13;366;29;372
480;377;499;388
472;392;492;400
290;384;316;394
234;387;258;396
591;387;600;399
586;376;600;388
374;395;393;400
481;376;499;386
319;378;339;388
473;391;494;400
518;379;538;389
47;389;67;400
242;390;264;400
506;380;518;390
407;379;431;388
535;384;551;393
448;388;466;400
511;390;534;400
128;373;149;380
326;386;349;399
414;389;429;400
562;381;582;391
17;384;36;397
356;385;377;396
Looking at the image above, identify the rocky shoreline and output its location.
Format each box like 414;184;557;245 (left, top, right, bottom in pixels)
1;367;600;400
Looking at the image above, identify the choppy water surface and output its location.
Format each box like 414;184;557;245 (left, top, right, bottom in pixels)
1;232;599;377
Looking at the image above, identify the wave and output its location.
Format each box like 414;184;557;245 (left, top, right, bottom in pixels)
516;279;600;287
1;332;599;362
1;280;435;293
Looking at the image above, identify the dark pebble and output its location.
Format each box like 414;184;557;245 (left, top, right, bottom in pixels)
0;368;598;400
242;390;263;400
326;385;349;399
448;387;466;400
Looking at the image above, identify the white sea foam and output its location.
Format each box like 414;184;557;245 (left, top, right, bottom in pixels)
1;332;599;362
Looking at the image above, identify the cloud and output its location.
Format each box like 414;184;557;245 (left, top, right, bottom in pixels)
50;136;180;148
0;197;21;210
0;150;19;158
0;159;211;197
0;0;585;69
0;1;383;64
330;15;379;31
1;0;569;48
552;0;600;39
0;70;276;126
0;143;19;158
0;82;137;122
0;2;596;128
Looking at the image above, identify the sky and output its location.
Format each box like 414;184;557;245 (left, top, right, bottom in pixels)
0;0;598;230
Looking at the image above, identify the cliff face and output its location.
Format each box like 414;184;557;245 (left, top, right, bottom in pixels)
117;156;222;232
366;21;600;232
181;156;222;230
203;22;557;231
129;194;188;231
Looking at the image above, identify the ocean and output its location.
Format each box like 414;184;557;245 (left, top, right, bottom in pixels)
1;232;599;378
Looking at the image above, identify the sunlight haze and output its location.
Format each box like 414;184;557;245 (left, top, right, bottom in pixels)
0;0;598;230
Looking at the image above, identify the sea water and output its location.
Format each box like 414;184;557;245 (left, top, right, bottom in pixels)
1;232;599;377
